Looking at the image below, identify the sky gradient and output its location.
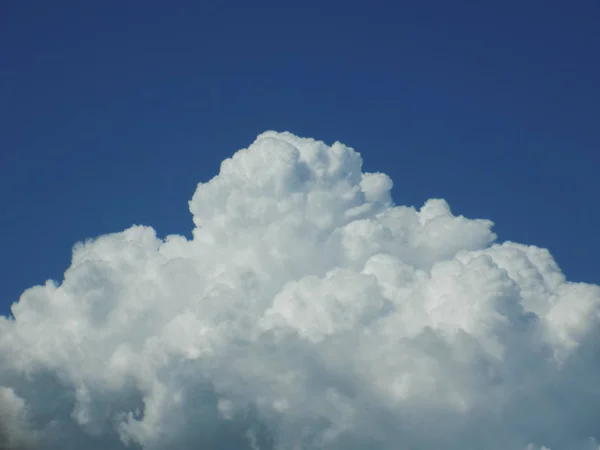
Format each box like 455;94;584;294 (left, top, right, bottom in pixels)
1;1;599;312
1;3;600;448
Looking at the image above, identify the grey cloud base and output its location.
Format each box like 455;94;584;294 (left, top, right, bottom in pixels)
1;132;599;450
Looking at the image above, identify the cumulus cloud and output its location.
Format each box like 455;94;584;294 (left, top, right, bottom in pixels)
1;131;599;450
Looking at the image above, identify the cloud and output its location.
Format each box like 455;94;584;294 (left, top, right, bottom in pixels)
1;131;599;449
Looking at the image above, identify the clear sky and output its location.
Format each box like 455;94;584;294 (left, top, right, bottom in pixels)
1;0;599;314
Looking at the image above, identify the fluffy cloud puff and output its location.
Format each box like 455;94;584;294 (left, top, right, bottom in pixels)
1;131;599;450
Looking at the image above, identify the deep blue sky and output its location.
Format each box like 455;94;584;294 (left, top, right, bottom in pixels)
1;1;599;314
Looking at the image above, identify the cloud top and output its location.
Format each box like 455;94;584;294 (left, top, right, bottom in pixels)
1;131;599;450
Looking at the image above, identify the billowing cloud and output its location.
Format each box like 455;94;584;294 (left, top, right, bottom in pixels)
1;131;599;450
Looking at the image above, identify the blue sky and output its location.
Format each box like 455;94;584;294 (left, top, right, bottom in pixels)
1;0;598;315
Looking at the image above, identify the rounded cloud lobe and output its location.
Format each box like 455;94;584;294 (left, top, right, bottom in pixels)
1;131;599;450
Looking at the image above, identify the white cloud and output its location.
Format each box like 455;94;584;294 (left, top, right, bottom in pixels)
1;131;599;449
